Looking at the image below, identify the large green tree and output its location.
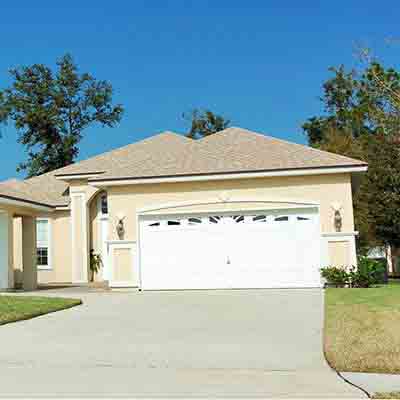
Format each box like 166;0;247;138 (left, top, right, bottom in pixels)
303;63;400;147
0;54;124;177
303;61;400;253
184;109;230;139
359;134;400;249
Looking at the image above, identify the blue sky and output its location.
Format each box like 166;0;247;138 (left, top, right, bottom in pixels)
0;1;398;180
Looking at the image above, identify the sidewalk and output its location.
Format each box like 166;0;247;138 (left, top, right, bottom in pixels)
343;372;400;395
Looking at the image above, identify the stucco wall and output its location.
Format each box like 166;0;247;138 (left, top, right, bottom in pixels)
36;210;72;284
103;173;356;273
14;172;357;285
112;247;135;282
106;173;354;241
2;203;43;289
36;182;101;285
328;241;351;267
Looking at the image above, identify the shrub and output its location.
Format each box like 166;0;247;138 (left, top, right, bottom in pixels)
89;249;103;282
320;257;386;288
320;266;349;287
348;256;386;288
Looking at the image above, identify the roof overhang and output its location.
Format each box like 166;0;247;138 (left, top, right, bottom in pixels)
55;172;105;181
89;165;368;187
0;195;54;212
55;205;70;211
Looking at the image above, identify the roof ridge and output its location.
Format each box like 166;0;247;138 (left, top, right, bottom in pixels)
198;126;366;164
26;130;185;181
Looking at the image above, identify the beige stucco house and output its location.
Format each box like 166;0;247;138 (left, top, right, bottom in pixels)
0;127;367;291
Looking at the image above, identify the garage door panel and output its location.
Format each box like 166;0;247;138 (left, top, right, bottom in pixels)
139;210;322;290
141;228;227;289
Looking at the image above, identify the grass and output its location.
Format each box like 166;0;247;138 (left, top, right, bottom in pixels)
372;392;400;399
324;280;400;374
0;295;82;325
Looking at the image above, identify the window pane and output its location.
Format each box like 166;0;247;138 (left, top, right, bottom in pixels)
101;195;108;214
36;220;49;267
37;247;48;266
36;220;49;244
167;220;180;226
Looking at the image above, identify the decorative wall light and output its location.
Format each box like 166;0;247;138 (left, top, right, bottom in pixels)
331;202;343;232
116;212;126;240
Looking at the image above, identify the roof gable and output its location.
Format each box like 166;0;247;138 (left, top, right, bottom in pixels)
1;127;366;207
90;127;366;181
54;131;190;176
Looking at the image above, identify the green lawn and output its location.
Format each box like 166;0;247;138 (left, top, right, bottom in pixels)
373;392;400;399
0;295;82;325
324;280;400;374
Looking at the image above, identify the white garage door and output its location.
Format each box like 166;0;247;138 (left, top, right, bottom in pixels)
139;209;321;290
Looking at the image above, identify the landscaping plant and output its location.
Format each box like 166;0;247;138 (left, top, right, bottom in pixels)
321;257;386;288
349;256;386;288
89;249;103;282
320;266;349;287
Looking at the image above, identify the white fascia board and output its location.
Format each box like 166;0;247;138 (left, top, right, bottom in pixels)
55;205;70;211
55;172;104;181
106;240;136;245
0;196;54;212
89;165;368;187
322;231;359;237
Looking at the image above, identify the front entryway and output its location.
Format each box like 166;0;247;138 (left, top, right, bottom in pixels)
139;208;322;290
99;215;110;280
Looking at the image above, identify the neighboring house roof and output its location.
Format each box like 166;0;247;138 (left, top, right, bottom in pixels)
0;127;367;208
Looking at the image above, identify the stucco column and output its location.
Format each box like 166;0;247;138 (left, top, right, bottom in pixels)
71;192;89;283
0;211;13;290
22;216;37;291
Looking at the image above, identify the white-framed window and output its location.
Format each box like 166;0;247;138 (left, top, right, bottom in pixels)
36;218;51;270
100;193;108;216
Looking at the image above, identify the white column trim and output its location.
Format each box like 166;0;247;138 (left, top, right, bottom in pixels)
322;231;359;237
71;192;88;283
106;240;136;245
0;212;10;290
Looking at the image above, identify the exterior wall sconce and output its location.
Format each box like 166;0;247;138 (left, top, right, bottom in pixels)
116;212;126;240
331;202;343;232
334;210;342;232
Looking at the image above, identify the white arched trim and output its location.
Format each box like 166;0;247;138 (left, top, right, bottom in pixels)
137;197;320;215
86;187;104;206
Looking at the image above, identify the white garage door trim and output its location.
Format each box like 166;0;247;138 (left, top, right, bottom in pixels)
137;206;322;290
137;197;320;214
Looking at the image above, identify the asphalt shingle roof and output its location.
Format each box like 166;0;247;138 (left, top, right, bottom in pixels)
0;127;367;208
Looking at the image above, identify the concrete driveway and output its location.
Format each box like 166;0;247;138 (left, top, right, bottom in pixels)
0;288;363;398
